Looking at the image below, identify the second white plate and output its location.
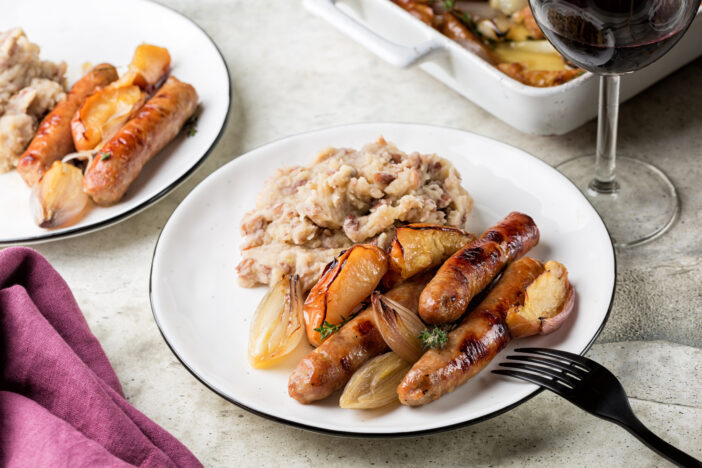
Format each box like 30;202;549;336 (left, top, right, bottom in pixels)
150;123;615;436
0;0;230;245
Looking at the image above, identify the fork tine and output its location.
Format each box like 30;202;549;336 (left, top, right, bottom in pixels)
492;369;568;395
506;354;586;377
498;362;577;386
515;347;591;371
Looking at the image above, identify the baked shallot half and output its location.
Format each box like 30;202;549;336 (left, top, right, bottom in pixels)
339;352;412;410
371;292;426;363
248;274;304;369
30;160;91;228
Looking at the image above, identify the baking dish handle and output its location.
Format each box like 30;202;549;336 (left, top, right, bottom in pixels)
303;0;444;68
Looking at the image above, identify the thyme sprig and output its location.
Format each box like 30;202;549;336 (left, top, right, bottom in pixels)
419;324;456;350
314;314;354;341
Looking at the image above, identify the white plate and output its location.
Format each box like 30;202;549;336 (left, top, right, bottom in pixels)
0;0;230;245
150;123;615;436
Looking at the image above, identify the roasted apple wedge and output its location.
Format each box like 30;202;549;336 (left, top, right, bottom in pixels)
112;44;171;91
304;244;388;347
506;260;575;338
385;224;475;286
128;43;171;90
71;85;146;151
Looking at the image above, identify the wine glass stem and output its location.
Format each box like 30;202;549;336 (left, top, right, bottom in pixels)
590;74;621;195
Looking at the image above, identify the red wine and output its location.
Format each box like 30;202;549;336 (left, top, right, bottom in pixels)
530;0;699;74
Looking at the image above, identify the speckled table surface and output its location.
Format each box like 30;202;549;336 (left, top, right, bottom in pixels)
15;0;702;466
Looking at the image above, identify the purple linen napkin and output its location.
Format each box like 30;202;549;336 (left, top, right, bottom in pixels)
0;247;202;467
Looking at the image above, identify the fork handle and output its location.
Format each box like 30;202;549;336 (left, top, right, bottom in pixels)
617;414;702;467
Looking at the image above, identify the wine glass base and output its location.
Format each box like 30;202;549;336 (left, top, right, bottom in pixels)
556;156;679;248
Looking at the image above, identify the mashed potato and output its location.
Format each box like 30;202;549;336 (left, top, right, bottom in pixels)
237;138;473;290
0;28;66;172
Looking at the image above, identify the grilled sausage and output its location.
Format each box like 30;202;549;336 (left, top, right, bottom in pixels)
398;257;545;406
17;63;118;186
288;272;431;404
82;76;197;205
418;212;539;324
440;11;498;65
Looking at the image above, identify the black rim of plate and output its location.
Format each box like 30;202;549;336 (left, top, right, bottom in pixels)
149;122;617;438
0;0;232;246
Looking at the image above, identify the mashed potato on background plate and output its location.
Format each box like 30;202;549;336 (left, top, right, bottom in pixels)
0;28;66;172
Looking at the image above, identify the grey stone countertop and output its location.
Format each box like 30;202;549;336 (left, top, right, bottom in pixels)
18;0;702;466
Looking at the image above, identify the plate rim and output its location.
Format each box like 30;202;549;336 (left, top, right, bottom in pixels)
0;0;232;246
149;121;617;438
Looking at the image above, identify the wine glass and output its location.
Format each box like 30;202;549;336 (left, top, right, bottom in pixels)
529;0;700;247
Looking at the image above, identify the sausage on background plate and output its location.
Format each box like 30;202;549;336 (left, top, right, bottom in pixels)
17;63;118;186
399;257;545;406
418;211;539;324
83;76;198;205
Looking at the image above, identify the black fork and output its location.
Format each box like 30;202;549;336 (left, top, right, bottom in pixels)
492;347;701;467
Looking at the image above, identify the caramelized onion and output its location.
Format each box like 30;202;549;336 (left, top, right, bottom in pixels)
30;161;91;228
371;293;425;363
248;275;304;369
340;352;411;409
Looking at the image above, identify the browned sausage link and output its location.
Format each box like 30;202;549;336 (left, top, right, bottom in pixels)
83;76;198;205
288;272;431;404
16;64;118;186
419;212;539;324
440;12;498;65
398;257;545;406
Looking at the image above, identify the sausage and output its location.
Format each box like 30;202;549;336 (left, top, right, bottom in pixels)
418;212;539;324
17;64;118;186
440;12;498;65
82;76;198;205
288;272;431;404
398;257;545;406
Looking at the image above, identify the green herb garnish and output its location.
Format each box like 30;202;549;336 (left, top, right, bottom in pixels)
100;152;111;161
314;315;354;341
185;115;198;137
443;0;455;10
419;324;456;350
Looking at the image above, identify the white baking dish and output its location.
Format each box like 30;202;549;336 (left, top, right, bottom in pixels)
303;0;702;135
